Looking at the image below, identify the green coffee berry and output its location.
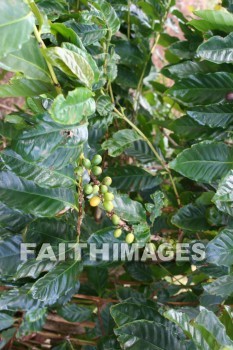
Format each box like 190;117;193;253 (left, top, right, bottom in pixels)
92;154;102;166
75;166;84;177
82;158;92;169
84;184;93;195
104;192;114;201
92;185;99;194
92;166;102;176
126;232;135;244
103;200;114;212
102;176;112;186
114;228;122;238
112;214;120;225
100;185;108;194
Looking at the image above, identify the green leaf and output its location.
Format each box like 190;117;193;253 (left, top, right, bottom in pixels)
57;303;92;322
125;140;157;163
65;21;107;46
0;235;22;277
206;229;233;267
164;309;209;350
204;275;233;298
87;266;108;295
30;260;83;305
213;170;233;217
105;166;161;192
50;87;95;125
115;320;188;350
167;72;233;106
132;223;150;245
96;95;114;116
102;129;142;157
25;217;76;246
190;10;233;33
197;33;233;63
169;142;233;183
15;259;56;280
145;191;164;224
0;328;16;349
91;0;120;35
0;313;15;331
194;308;233;347
111;301;161;327
187;104;233;128
172;204;210;231
0;0;34;59
0;171;76;217
17;308;47;337
0;149;75;188
43;46;95;87
113;193;146;223
0;202;32;234
220;306;233;341
12;114;88;164
0;38;51;82
0;285;44;312
0;77;55;98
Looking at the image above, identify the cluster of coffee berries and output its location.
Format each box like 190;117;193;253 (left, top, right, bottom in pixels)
111;214;135;243
75;154;103;178
75;154;135;244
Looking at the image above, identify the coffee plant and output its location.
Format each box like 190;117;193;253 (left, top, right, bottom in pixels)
0;0;233;348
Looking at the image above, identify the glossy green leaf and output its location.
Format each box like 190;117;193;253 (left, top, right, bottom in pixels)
206;229;233;266
91;0;120;35
30;260;83;304
0;77;55;97
17;308;47;337
0;149;75;188
0;38;51;82
15;259;56;280
111;301;161;327
0;0;34;59
65;21;107;46
0;235;22;277
204;275;233;298
113;193;146;223
190;10;233;33
24;217;76;247
187;104;233;128
197;33;233;63
0;328;16;349
50;87;95;125
145;191;164;224
43;46;95;87
194;308;233;347
12;114;88;164
0;313;15;331
115;320;187;350
102;129;142;157
57;303;92;322
0;202;32;234
170;142;233;183
213;170;233;216
105;165;161;192
165;309;209;350
172;204;210;231
167;72;233;106
96;95;114;116
0;171;76;217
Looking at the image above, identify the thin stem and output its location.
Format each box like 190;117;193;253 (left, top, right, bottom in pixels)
127;0;131;39
114;107;181;207
32;24;62;95
133;0;171;116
